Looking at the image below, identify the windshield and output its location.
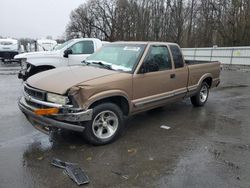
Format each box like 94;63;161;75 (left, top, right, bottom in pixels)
86;44;146;72
53;39;73;51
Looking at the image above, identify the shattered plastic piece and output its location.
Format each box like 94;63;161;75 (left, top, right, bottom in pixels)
160;125;171;130
51;158;77;169
65;164;90;185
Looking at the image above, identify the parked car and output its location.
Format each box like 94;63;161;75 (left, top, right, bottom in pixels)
18;41;221;145
15;38;104;80
0;38;20;63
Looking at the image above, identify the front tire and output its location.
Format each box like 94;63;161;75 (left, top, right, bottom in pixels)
191;82;209;107
83;103;124;145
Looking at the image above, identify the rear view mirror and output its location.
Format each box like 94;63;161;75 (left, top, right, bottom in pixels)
63;49;73;58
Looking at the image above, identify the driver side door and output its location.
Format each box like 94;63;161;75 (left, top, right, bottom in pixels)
132;45;175;109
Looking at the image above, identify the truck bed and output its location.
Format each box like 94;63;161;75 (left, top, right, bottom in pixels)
186;60;221;90
185;60;218;65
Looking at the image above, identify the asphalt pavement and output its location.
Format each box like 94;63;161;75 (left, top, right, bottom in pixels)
0;65;250;188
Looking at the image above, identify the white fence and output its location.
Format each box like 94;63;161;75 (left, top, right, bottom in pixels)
182;46;250;65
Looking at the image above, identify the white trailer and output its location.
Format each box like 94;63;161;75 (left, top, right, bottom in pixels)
0;38;20;62
29;39;57;52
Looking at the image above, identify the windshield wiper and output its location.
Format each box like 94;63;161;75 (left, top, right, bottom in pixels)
81;60;88;65
86;61;113;70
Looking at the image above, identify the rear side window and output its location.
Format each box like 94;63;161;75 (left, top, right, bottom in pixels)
70;41;94;54
169;45;184;68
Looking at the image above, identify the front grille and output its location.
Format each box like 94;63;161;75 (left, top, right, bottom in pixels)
26;100;44;109
24;84;46;101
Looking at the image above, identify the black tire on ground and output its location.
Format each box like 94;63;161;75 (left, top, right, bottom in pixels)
83;103;124;145
191;82;209;107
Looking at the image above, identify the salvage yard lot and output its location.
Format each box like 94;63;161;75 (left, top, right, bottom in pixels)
0;66;250;188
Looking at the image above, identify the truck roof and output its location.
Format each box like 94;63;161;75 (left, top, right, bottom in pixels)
113;41;178;46
71;38;102;42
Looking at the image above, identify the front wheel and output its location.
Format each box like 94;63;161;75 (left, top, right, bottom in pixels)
83;103;124;145
191;82;209;107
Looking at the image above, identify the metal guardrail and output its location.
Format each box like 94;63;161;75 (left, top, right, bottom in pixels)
182;46;250;65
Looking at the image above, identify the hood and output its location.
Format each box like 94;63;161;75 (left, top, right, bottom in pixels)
14;50;59;59
27;66;118;94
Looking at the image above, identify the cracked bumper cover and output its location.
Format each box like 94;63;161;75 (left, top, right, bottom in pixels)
18;97;93;133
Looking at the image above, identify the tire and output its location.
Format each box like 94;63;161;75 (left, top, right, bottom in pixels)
83;103;124;145
191;82;209;107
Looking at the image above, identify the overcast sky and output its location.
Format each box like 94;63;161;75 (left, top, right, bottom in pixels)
0;0;86;39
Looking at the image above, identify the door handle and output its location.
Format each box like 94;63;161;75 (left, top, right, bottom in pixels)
170;74;176;79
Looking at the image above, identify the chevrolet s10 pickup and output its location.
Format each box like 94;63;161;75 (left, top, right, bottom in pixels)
18;42;220;145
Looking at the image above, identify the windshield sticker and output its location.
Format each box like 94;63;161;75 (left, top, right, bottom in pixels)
123;46;140;51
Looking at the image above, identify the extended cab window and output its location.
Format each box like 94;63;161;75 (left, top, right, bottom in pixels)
169;45;184;68
143;46;172;72
70;41;94;54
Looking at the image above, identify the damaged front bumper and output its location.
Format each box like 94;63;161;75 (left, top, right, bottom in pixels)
18;69;27;80
18;96;93;134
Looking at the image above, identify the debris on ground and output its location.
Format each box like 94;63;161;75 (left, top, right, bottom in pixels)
149;157;154;161
86;157;92;161
37;156;44;161
111;170;129;180
64;164;90;185
160;125;171;130
127;148;137;155
134;174;139;180
51;158;90;185
51;158;77;169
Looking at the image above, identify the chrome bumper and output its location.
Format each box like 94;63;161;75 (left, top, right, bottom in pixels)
18;97;93;133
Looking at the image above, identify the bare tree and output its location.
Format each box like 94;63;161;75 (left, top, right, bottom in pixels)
66;0;250;47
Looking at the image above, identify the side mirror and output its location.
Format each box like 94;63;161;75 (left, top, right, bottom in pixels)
140;60;159;73
63;49;72;58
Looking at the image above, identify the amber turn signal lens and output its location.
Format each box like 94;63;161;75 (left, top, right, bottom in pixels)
34;108;59;115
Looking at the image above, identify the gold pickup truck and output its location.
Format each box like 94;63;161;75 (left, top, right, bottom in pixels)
18;42;220;145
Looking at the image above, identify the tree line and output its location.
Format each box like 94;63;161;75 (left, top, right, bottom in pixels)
66;0;250;47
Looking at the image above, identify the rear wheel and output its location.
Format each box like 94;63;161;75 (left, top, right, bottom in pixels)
83;103;124;145
191;82;209;107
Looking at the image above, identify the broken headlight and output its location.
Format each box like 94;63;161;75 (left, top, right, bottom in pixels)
47;93;69;105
